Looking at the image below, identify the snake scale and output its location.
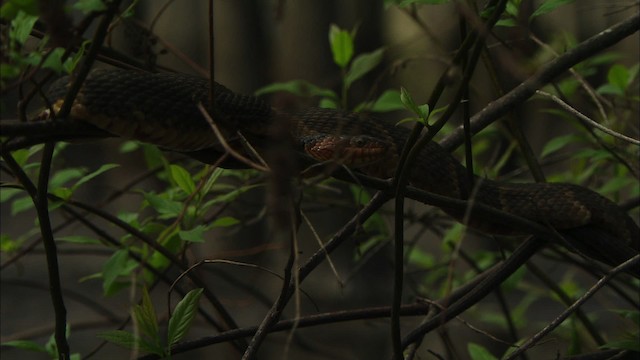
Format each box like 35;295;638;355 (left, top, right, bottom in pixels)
43;69;639;274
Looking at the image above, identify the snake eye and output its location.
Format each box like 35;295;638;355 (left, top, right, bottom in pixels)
352;136;368;147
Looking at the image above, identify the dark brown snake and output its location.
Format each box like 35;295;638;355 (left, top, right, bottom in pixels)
29;69;640;274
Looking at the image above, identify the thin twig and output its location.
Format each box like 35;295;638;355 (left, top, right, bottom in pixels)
536;90;640;145
197;103;270;172
504;255;640;359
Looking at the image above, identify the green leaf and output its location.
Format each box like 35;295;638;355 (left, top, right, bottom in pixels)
1;1;39;19
0;63;21;79
120;140;140;153
10;10;38;44
598;177;634;196
57;235;102;245
370;89;405;112
134;288;160;340
0;187;22;203
98;330;137;349
142;143;166;170
211;216;240;228
1;234;23;253
203;184;261;207
1;339;47;352
495;18;517;27
51;186;73;201
201;167;224;195
50;168;85;189
329;24;354;68
399;87;429;120
170;164;196;194
467;342;498;360
42;47;66;73
72;0;107;14
607;64;630;93
540;134;581;158
178;225;207;243
102;249;130;295
11;196;33;215
596;84;623;96
407;248;435;268
344;48;385;88
255;79;336;99
319;97;339;109
63;41;88;74
167;288;204;346
73;163;119;189
144;192;183;218
530;0;575;20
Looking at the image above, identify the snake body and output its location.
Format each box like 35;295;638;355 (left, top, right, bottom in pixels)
46;69;639;272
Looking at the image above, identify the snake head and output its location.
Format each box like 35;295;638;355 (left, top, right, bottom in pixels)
302;134;391;167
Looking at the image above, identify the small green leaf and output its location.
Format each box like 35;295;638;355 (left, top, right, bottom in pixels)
134;288;159;340
201;167;224;195
98;330;137;349
120;140;140;153
329;24;354;68
11;10;38;44
344;48;385;88
73;163;119;189
400;87;418;113
1;339;47;352
467;342;498;360
178;225;207;243
399;87;429;119
144;193;183;218
0;63;21;79
167;288;204;346
204;184;261;207
319;97;339;109
1;234;22;253
72;0;107;14
170;164;196;194
370;89;404;112
51;186;73;201
255;80;336;99
407;248;435;268
50;168;85;189
0;187;22;203
530;0;575;20
102;249;130;295
58;235;102;245
211;216;240;228
142;143;166;170
607;64;630;93
598;177;633;196
1;1;39;19
540;134;581;158
11;196;33;215
42;48;66;73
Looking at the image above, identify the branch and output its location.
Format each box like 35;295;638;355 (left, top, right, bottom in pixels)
440;12;640;151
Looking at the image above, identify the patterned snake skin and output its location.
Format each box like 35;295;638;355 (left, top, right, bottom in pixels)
45;69;640;273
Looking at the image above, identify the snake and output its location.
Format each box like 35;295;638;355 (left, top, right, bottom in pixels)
38;69;639;274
